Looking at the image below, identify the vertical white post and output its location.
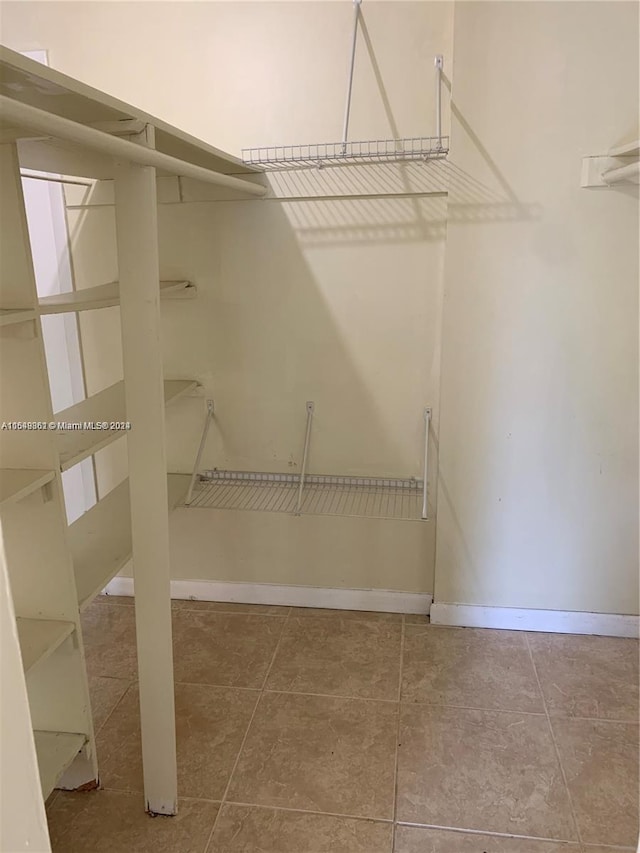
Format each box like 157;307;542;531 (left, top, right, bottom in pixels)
422;407;432;520
114;126;177;815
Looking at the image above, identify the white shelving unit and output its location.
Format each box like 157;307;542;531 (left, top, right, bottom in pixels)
0;468;55;507
38;279;195;314
56;378;198;471
0;44;265;831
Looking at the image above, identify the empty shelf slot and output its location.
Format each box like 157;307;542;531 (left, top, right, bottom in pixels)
0;307;36;326
71;474;191;609
34;731;86;799
16;617;75;673
0;468;55;507
189;471;425;521
38;280;195;314
57;379;198;471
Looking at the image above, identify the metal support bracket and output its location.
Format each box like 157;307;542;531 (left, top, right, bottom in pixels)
341;0;362;153
422;407;432;520
434;56;444;150
295;401;315;515
185;399;215;506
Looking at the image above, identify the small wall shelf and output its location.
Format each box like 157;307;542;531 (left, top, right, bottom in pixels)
71;473;192;609
16;617;75;673
38;280;195;315
0;307;36;326
33;731;87;799
56;379;198;472
0;469;55;507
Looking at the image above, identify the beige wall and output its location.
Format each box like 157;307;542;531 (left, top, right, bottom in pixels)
435;1;639;614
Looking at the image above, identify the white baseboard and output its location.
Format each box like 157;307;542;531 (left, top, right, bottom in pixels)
430;602;639;638
104;577;433;615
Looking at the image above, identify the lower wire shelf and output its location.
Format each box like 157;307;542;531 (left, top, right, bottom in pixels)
185;470;425;521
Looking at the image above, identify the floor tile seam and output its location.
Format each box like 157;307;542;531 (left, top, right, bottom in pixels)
177;608;292;618
222;799;395;824
399;699;548;715
262;687;400;704
92;678;137;738
203;608;292;851
391;618;406;851
524;632;583;846
395;819;582;843
173;680;261;694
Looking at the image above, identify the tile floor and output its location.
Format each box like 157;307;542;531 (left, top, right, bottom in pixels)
46;596;639;852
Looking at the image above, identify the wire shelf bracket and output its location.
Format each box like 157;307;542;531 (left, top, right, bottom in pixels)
242;1;448;171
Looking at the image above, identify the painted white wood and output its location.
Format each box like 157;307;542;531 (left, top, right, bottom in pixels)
71;474;192;610
106;576;434;615
0;142;97;794
38;279;194;314
33;731;86;799
0;308;35;326
0;45;256;177
16;617;75;673
114;149;177;814
0;468;55;507
70;480;132;610
430;602;639;638
56;378;198;471
0;553;51;853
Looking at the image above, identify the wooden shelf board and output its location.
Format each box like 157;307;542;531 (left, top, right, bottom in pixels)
34;730;86;798
0;307;36;326
1;46;258;178
16;617;75;673
0;468;55;507
57;379;198;471
72;474;189;609
38;280;194;315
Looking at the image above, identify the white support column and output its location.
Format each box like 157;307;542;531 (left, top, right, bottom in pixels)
114;126;177;815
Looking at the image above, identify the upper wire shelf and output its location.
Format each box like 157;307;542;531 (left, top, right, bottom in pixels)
242;136;449;171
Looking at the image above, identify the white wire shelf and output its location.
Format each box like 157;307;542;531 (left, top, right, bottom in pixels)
242;136;449;171
185;470;425;521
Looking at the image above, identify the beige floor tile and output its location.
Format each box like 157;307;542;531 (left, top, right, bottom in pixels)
266;616;401;700
48;790;218;853
581;848;637;852
96;683;259;799
551;717;639;847
290;607;403;622
404;613;430;625
81;603;138;679
527;634;639;721
172;611;286;688
96;594;135;606
394;826;579;852
209;804;393;852
397;704;576;840
174;599;291;616
402;626;544;712
227;692;398;819
88;675;130;733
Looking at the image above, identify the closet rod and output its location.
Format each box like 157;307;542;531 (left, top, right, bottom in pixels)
0;96;267;196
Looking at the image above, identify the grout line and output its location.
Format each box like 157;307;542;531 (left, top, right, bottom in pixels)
174;681;261;693
395;819;582;844
391;616;406;850
524;632;583;847
399;699;548;716
92;679;136;737
202;605;291;853
263;688;399;704
222;799;395;824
